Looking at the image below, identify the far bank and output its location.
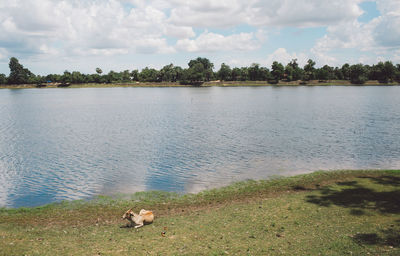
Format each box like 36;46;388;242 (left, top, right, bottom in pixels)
1;80;400;89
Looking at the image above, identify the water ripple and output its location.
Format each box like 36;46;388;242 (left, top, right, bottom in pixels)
0;87;400;207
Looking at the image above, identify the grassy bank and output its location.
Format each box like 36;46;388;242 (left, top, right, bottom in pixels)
1;170;399;255
1;80;399;89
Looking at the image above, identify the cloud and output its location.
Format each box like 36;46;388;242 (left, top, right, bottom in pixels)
309;0;400;65
0;0;174;59
176;31;264;53
373;13;400;48
265;48;309;67
169;0;363;28
168;0;248;28
164;25;196;39
0;0;398;74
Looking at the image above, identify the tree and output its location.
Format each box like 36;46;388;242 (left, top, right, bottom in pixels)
231;67;241;81
139;68;160;82
172;66;184;82
372;61;396;83
239;67;249;81
284;65;294;81
71;71;85;83
0;74;7;84
341;63;350;80
395;64;400;83
303;59;316;81
8;57;35;84
286;59;303;81
248;63;260;81
45;74;62;83
160;64;177;82
61;70;72;84
182;63;205;84
181;57;215;85
188;57;214;82
333;67;343;80
95;68;103;75
217;63;232;81
131;69;139;81
120;70;131;82
349;64;368;84
271;61;285;81
316;65;334;81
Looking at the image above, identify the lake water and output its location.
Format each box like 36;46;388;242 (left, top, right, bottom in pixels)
1;86;399;208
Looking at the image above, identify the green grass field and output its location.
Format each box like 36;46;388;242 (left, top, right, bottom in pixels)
1;170;399;255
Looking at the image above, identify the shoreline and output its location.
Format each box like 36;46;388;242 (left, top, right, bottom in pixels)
0;170;400;256
1;169;399;255
1;80;399;89
1;169;398;210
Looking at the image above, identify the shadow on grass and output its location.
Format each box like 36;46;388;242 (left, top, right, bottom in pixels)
353;223;400;247
360;175;400;186
305;175;400;248
306;175;400;215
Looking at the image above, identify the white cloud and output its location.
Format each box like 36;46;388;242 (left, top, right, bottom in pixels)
247;0;363;27
310;0;400;65
164;25;196;39
169;0;364;28
169;0;247;28
176;31;264;53
373;14;400;48
0;0;398;74
265;48;309;67
0;0;174;59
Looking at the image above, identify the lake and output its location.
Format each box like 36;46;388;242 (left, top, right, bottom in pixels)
1;86;399;208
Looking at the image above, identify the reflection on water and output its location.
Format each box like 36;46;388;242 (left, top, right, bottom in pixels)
0;86;399;207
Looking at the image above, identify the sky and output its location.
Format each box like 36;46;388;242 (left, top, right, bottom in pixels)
0;0;399;75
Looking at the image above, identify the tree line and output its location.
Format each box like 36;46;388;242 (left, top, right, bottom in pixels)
1;57;400;86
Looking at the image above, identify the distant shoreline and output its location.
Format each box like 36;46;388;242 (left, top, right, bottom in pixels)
1;80;399;89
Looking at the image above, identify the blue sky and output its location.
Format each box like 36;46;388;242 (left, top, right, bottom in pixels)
0;0;399;75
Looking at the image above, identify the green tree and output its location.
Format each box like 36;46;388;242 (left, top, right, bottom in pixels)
131;70;139;81
316;65;334;81
231;67;241;81
334;67;343;80
303;59;316;81
248;63;261;81
341;63;350;80
239;67;249;81
395;64;400;83
349;64;368;84
160;64;177;82
45;74;62;83
61;70;72;84
32;75;46;86
286;59;303;81
217;63;232;81
71;71;85;83
0;74;7;84
372;61;396;83
259;67;271;81
8;57;35;84
120;70;131;82
271;61;285;81
172;66;184;82
95;68;103;75
182;63;205;84
188;57;214;81
139;68;160;82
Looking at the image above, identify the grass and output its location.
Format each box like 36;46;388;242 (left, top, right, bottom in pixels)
1;170;399;255
1;80;399;89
